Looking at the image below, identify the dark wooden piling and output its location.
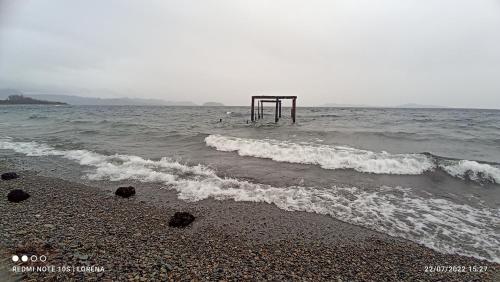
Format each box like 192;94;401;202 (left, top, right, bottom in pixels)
257;101;260;119
251;98;255;121
275;98;279;122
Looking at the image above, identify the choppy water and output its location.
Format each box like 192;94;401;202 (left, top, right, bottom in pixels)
1;105;499;262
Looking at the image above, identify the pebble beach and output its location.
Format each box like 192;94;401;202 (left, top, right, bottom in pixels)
1;161;499;281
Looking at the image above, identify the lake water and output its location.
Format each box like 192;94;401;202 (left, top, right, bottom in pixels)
1;105;499;262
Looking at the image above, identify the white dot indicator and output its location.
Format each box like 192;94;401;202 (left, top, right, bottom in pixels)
21;255;28;262
12;255;19;262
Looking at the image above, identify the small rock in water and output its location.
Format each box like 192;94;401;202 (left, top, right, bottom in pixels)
7;189;30;202
1;172;19;180
168;212;195;228
115;186;136;198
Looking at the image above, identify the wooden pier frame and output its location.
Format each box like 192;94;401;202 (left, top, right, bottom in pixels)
250;96;297;123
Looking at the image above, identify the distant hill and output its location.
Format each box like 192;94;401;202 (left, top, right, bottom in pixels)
202;102;225;106
0;89;197;106
0;95;67;105
318;102;450;109
24;94;197;106
319;103;370;108
396;103;449;109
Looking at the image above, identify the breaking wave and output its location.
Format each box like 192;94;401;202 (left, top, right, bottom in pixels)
205;135;433;174
0;138;499;262
205;135;500;184
439;160;500;184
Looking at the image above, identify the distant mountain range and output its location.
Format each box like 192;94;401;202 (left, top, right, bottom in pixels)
396;103;449;109
319;102;449;109
319;103;370;108
0;89;451;108
0;89;197;106
202;102;225;106
0;94;67;105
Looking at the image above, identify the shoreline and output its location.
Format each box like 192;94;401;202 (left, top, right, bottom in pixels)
1;162;499;281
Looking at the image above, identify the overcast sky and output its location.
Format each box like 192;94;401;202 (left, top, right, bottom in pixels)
1;0;500;107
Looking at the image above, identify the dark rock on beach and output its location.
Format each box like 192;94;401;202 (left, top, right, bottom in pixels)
1;172;19;180
115;186;135;198
7;189;30;202
169;212;195;228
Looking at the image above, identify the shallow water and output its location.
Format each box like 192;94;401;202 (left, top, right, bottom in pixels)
1;105;499;262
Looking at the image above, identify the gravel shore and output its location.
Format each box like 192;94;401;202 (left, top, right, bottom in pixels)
1;163;498;281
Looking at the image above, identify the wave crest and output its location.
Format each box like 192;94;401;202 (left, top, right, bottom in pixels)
205;135;500;185
440;160;500;184
205;135;434;174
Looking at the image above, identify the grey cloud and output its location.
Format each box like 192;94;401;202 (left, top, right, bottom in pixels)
0;0;499;107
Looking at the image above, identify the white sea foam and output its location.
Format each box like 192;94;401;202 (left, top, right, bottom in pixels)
1;139;499;263
440;160;500;184
205;135;500;185
205;134;435;174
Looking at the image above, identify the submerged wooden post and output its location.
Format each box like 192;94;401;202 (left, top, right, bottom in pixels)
251;97;255;121
275;98;279;122
257;101;260;119
291;97;296;123
260;101;264;118
279;101;282;118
